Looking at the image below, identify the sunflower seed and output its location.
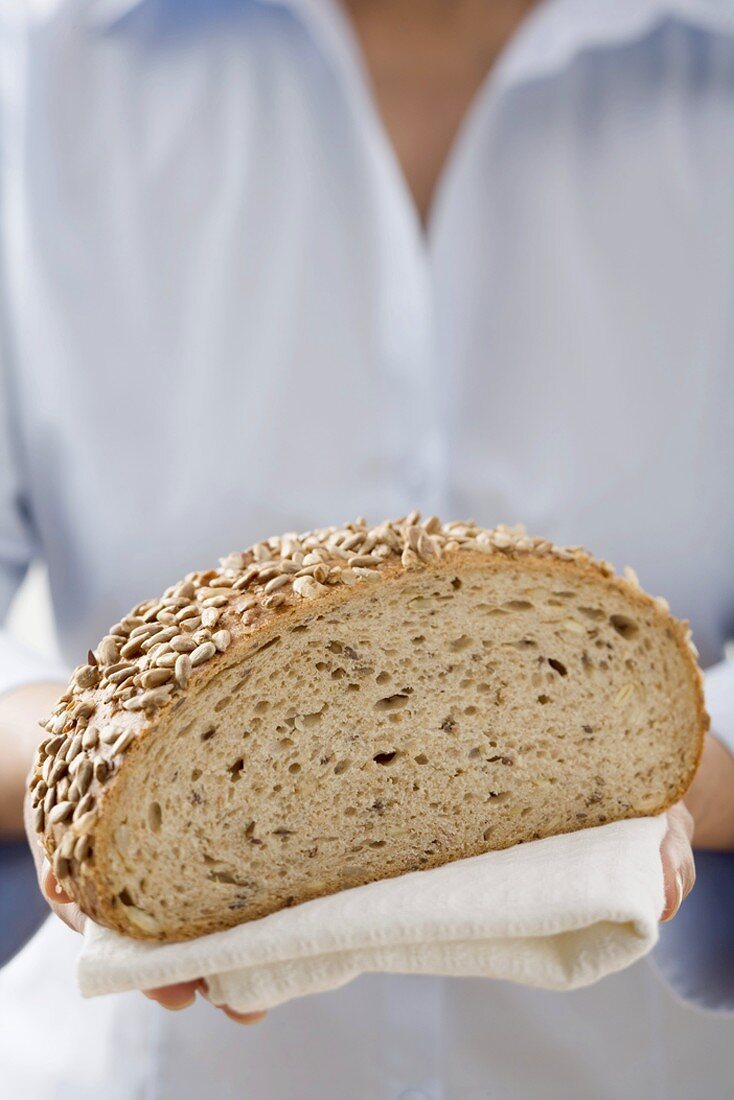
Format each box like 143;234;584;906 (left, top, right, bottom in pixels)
74;835;91;862
155;651;178;668
212;629;231;652
76;758;93;795
208;576;234;588
49;758;69;785
191;642;216;667
128;621;157;640
140;667;173;689
101;725;124;744
120;637;145;660
613;684;635;707
44;788;57;815
34;805;45;832
74;809;96;834
559;618;586;635
201;607;221;628
262;592;286;609
74;664;99;690
93;761;108;784
175;654;192;688
170;634;198;653
97;636;120;665
82;726;99;750
52;852;70;879
141;626;178;651
59;831;77;860
48;801;74;825
264;573;291;594
111;729;136;754
201;595;228;608
176;604;200;623
293;576;329;599
65;733;83;763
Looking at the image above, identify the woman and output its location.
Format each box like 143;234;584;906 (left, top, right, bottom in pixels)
1;0;734;1096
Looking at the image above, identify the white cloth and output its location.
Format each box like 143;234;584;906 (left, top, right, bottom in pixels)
78;817;668;1011
2;0;734;1097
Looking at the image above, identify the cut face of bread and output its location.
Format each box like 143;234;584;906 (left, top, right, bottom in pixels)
31;520;706;942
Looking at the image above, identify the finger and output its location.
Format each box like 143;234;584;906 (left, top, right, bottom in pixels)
196;980;267;1025
220;1007;268;1026
143;981;200;1011
42;862;75;905
660;808;696;922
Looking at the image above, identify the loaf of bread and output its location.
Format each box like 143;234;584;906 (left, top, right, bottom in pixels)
30;516;707;942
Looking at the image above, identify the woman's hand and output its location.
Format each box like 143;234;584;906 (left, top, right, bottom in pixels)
11;682;264;1024
661;731;734;923
34;853;266;1023
659;802;695;922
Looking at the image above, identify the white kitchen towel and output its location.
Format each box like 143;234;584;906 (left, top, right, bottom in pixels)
78;815;668;1012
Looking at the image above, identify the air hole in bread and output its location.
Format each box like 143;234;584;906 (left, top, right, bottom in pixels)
374;693;409;712
548;658;567;677
578;606;604;621
191;768;202;781
610;615;639;640
228;758;244;781
147;802;162;834
451;577;462;590
201;727;217;742
414;754;429;765
504;600;533;611
537;694;551;705
333;760;350;775
450;634;472;651
373;751;398;766
376;671;391;684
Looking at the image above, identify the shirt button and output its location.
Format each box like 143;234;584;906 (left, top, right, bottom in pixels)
399;1091;430;1100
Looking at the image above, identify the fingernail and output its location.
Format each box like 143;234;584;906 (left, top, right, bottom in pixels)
662;871;684;922
164;996;196;1012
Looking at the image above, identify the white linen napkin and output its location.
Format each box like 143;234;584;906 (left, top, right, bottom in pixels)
78;815;667;1012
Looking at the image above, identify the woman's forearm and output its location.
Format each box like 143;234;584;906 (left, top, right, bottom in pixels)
685;732;734;851
0;681;65;837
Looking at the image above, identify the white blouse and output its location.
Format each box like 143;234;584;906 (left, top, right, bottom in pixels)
1;1;733;1097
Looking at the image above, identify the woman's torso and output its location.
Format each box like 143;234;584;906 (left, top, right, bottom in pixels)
2;1;734;1096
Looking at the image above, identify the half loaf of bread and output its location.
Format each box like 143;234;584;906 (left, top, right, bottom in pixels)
30;516;707;942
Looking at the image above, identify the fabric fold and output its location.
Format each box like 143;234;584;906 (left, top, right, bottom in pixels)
78;815;667;1012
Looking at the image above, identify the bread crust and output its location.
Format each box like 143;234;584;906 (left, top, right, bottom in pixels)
29;520;708;940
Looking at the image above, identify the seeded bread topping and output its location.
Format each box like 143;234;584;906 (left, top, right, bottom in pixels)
29;514;704;906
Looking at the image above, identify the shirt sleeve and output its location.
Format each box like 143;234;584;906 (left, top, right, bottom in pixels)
650;657;734;1012
0;14;68;699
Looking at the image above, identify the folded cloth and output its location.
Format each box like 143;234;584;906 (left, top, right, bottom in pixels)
78;815;667;1011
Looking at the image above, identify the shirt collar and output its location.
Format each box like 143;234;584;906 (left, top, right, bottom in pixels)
83;0;734;32
83;0;734;87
